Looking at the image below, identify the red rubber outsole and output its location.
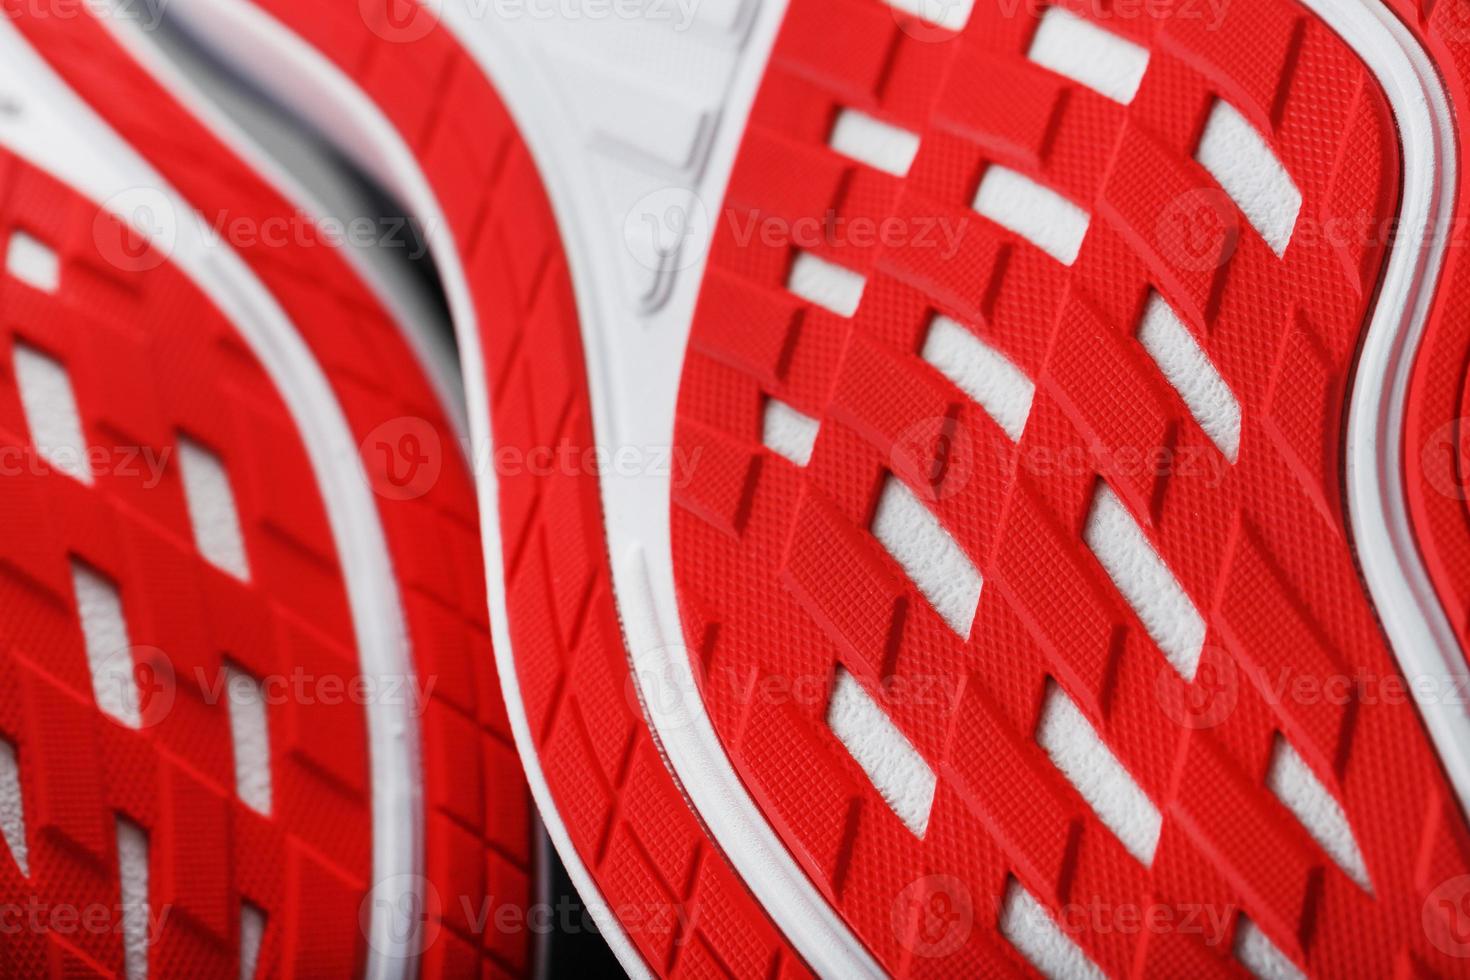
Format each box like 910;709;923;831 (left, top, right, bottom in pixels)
673;0;1470;973
1404;0;1470;664
188;2;815;976
0;7;534;976
106;0;1470;977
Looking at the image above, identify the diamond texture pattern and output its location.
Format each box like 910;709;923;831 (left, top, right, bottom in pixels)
671;0;1470;975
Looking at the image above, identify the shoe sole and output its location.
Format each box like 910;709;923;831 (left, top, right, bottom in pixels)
160;0;1470;974
0;8;533;976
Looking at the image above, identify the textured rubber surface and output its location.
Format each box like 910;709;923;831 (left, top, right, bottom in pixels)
0;145;379;977
208;2;814;976
0;7;533;976
1404;0;1470;665
671;0;1470;974
145;0;1470;976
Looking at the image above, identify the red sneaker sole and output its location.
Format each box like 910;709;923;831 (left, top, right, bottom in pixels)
162;0;1470;975
0;8;533;976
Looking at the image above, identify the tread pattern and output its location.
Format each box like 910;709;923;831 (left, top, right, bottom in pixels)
5;7;534;975
0;146;372;977
230;2;814;975
1404;0;1470;677
671;0;1470;974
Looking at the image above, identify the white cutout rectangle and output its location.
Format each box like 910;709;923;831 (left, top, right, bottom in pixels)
763;397;820;466
1235;916;1306;980
788;251;866;318
1138;292;1241;462
117;816;149;980
14;342;93;485
1000;877;1107;980
1027;7;1149;104
72;562;141;729
223;664;272;816
922;315;1035;442
1083;483;1205;680
5;231;59;293
1036;683;1160;865
1266;736;1371;891
873;475;982;639
240;902;265;980
0;737;27;877
827;667;936;837
973;165;1090;265
829;108;921;177
882;0;973;31
1195;100;1302;257
178;437;251;581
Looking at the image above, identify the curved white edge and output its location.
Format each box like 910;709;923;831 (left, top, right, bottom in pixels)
0;18;424;977
434;6;887;977
1332;0;1470;812
164;0;887;975
157;2;655;976
449;0;1470;963
98;0;470;447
